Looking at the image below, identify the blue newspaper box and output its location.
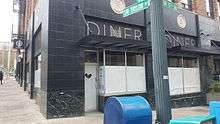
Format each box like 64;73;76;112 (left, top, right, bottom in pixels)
209;101;220;124
104;96;152;124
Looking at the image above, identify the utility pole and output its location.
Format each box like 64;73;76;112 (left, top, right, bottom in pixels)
150;0;172;123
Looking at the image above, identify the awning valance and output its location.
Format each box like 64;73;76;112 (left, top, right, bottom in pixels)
168;46;220;55
77;35;151;51
77;35;220;55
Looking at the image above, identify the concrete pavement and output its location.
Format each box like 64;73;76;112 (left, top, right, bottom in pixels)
0;77;209;124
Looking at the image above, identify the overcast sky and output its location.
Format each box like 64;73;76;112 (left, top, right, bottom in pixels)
0;0;14;43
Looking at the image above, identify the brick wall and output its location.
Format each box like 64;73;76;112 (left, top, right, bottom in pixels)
192;0;220;19
173;0;220;20
191;0;207;16
23;0;38;33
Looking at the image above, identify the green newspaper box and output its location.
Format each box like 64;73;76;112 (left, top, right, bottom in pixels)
169;115;215;124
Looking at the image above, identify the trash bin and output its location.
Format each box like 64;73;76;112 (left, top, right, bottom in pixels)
104;96;152;124
210;101;220;124
169;115;215;124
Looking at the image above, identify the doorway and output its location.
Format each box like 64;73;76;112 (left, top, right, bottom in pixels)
84;51;98;112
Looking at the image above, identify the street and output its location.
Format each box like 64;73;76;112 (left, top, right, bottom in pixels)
0;77;209;124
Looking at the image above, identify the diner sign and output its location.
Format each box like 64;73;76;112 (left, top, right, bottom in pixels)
165;33;197;48
86;19;145;41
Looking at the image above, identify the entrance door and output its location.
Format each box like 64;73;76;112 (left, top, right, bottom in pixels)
84;51;98;112
85;63;97;112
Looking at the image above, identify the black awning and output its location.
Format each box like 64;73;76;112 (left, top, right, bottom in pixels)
77;35;151;51
168;46;220;55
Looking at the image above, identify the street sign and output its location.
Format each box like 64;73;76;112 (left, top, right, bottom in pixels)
123;0;177;17
163;0;177;10
16;40;23;48
123;0;151;17
13;39;24;49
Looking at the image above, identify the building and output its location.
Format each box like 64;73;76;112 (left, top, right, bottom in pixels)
0;43;16;75
14;0;220;119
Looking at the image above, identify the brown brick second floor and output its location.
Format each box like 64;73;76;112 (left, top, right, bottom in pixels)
171;0;220;20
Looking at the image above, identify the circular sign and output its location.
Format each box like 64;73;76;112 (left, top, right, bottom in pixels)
177;14;187;29
16;40;23;48
110;0;126;14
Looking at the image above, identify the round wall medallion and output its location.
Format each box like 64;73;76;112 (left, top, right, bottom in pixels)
177;14;187;29
16;40;23;48
110;0;126;14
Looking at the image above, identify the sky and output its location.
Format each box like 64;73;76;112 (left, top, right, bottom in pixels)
0;0;14;43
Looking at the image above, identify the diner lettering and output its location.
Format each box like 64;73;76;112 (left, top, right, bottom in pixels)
87;21;144;40
86;20;197;47
165;34;197;47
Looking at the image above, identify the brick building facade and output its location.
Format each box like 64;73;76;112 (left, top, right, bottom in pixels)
18;0;38;35
172;0;220;19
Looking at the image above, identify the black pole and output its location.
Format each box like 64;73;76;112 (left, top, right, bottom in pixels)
24;48;27;91
20;57;23;87
18;61;21;84
30;12;35;99
15;61;19;82
150;0;172;123
19;58;22;86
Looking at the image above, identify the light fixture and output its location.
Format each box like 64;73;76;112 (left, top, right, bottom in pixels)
20;49;25;53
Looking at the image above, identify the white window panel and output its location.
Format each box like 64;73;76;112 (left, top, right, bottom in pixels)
168;67;184;95
168;57;201;95
126;66;146;92
183;68;201;93
104;66;127;94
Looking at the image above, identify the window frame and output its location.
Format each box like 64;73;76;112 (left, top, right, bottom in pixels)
168;56;183;67
127;52;144;66
105;50;125;66
217;1;220;17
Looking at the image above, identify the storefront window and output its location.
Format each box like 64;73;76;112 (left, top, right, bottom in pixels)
85;51;97;63
205;0;214;17
127;52;143;66
34;56;38;71
26;63;29;73
214;59;220;74
99;51;103;66
168;57;198;68
34;54;41;70
106;51;125;66
183;57;198;68
179;0;192;10
168;57;182;67
218;1;220;17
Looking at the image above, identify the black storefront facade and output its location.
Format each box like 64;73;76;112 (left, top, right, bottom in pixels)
21;0;220;119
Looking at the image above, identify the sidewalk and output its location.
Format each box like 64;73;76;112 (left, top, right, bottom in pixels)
0;78;208;124
0;77;45;124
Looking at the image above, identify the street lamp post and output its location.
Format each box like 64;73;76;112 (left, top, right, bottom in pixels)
150;0;172;123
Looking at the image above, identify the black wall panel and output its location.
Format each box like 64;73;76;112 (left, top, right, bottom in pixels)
47;0;85;118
